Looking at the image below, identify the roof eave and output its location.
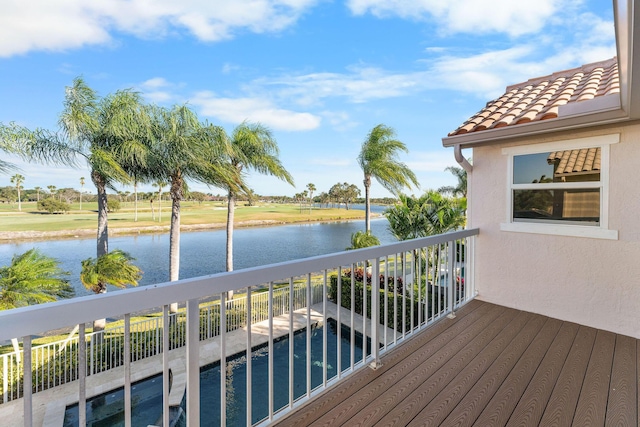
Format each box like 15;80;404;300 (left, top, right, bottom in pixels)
442;107;629;148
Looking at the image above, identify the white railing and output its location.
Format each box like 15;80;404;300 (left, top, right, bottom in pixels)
0;228;478;427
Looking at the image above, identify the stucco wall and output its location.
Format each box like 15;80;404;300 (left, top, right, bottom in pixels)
469;124;640;338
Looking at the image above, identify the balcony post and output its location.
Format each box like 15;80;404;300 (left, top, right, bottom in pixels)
370;258;382;369
22;336;32;427
186;298;200;427
447;241;456;319
78;324;86;427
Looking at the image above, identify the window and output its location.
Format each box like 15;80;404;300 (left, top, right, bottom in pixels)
500;134;618;239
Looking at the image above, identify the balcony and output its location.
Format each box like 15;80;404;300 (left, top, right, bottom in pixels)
0;227;637;426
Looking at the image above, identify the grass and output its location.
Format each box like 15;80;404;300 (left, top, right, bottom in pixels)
0;200;367;234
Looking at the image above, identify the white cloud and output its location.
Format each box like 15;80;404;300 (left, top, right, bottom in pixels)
137;77;178;103
222;63;241;74
191;91;321;131
0;0;319;57
260;66;424;105
347;0;561;37
140;77;171;89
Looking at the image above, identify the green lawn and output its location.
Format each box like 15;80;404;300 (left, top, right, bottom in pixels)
0;201;367;234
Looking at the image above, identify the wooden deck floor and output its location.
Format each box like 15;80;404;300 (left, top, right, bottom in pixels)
274;300;639;427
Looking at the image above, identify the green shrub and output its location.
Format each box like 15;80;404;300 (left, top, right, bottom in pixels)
37;198;71;214
329;269;446;333
107;199;121;212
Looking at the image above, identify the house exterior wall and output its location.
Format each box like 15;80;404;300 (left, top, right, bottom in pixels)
468;124;640;338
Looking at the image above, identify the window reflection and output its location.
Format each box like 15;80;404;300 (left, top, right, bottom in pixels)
513;148;601;184
513;189;600;224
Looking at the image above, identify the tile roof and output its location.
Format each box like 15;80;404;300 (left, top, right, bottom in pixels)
449;58;620;136
547;147;601;176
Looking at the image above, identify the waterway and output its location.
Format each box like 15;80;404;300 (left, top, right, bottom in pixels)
0;207;395;297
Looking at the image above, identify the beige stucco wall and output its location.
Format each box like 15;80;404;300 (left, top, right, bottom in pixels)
468;124;640;338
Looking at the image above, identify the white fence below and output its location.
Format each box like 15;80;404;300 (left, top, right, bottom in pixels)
1;280;324;404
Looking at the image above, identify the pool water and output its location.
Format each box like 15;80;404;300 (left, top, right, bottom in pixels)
64;318;369;427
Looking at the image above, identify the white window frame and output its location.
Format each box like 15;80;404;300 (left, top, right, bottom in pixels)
500;133;619;240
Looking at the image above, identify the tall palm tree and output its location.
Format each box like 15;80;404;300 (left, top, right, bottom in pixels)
59;77;147;257
80;249;142;331
220;122;294;274
438;166;467;198
47;185;56;199
306;183;316;214
79;177;85;210
151;181;166;222
10;174;24;211
34;186;41;202
0;249;73;310
357;124;418;233
148;105;235;285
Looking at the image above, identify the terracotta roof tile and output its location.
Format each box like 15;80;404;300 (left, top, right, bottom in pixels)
449;58;619;136
547;147;601;176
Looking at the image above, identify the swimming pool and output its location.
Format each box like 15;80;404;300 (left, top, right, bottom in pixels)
64;318;369;426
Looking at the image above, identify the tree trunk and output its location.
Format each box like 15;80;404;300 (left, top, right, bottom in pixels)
134;181;138;222
93;171;108;258
17;189;21;212
364;175;371;233
226;191;235;300
169;174;182;313
169;177;182;282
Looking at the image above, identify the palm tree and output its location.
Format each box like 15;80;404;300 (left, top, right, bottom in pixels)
346;231;380;250
79;177;85;210
357;124;418;233
10;174;24;211
152;181;166;222
34;186;41;202
59;77;147;257
148;105;235;286
306;183;316;214
385;191;465;240
80;249;142;331
0;249;73;310
438;166;467;198
220;122;294;274
47;185;56;199
295;191;307;213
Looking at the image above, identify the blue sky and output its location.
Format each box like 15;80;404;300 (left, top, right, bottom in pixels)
0;0;615;198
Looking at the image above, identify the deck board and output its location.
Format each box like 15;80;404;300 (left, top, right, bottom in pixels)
505;322;579;426
441;313;548;427
605;335;637;426
538;326;597;427
572;330;616;427
405;310;533;426
273;301;640;427
312;304;510;426
370;308;520;426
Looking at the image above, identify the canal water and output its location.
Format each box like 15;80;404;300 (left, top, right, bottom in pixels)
0;210;394;297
